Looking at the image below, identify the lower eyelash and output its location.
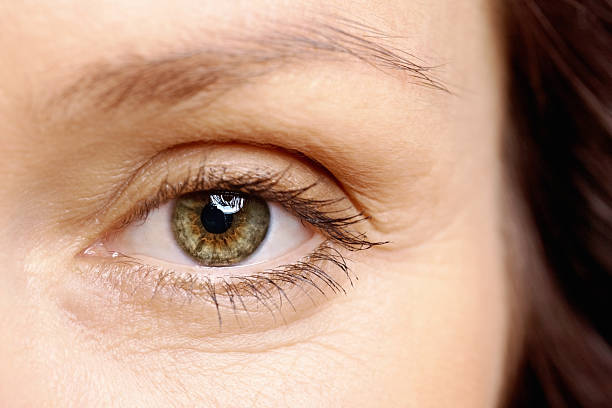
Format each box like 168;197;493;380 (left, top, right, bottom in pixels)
80;241;354;327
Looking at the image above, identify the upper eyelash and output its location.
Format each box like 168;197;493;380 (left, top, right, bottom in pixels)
113;165;386;251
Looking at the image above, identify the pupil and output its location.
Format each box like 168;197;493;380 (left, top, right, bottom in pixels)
201;202;233;234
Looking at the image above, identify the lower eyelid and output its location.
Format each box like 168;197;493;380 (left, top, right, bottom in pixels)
71;240;354;335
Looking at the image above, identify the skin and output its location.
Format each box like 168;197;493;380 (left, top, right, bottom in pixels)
0;1;515;407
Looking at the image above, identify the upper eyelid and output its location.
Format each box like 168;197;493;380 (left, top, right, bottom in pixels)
110;165;322;230
109;173;378;252
81;144;384;255
91;142;325;221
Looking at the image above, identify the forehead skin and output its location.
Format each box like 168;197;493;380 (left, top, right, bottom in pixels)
0;1;512;407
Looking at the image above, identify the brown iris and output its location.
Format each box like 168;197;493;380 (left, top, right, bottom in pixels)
172;191;270;266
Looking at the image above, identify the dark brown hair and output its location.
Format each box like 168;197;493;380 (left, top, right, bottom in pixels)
504;0;612;406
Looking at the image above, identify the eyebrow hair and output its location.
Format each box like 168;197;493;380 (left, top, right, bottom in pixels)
50;17;448;116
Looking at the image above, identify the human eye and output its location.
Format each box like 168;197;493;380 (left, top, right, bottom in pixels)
104;191;316;267
75;145;383;332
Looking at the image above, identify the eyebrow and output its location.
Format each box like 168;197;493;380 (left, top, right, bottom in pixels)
49;18;447;116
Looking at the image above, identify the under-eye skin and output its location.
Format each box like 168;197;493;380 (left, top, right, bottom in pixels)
172;191;270;266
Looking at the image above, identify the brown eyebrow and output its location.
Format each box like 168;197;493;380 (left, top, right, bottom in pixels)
48;18;447;116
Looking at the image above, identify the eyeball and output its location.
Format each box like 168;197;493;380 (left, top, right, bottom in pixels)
103;191;316;269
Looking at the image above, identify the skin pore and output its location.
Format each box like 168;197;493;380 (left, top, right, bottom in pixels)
0;1;513;407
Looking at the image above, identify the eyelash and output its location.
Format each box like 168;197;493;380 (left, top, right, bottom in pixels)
85;165;385;325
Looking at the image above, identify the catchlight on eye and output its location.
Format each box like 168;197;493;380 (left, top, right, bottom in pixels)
172;192;270;266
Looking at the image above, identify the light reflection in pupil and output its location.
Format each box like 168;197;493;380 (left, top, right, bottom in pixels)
200;194;244;234
211;194;245;214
